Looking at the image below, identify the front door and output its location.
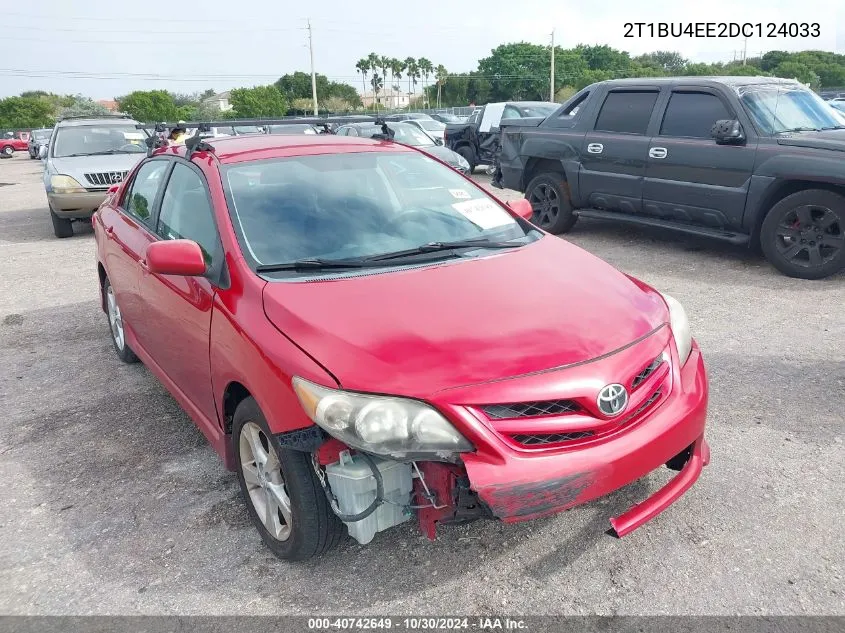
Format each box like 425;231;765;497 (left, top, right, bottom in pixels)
643;88;758;229
138;160;223;427
578;89;661;213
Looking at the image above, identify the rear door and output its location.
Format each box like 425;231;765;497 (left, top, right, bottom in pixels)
100;158;170;346
137;160;223;427
579;88;661;213
643;88;757;229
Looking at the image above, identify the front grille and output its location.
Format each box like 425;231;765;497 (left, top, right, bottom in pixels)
510;431;594;446
631;355;664;389
84;171;129;188
620;388;662;424
482;399;580;419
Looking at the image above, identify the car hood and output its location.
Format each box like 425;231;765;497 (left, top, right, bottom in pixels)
49;153;147;178
262;237;668;399
776;128;845;152
421;145;464;166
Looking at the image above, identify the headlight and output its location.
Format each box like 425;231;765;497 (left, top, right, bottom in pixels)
50;175;86;194
292;377;473;461
455;155;470;170
661;293;692;365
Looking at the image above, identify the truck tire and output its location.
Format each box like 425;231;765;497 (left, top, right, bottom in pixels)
760;189;845;280
233;397;346;561
50;208;74;238
456;146;476;173
1;145;13;157
525;172;577;234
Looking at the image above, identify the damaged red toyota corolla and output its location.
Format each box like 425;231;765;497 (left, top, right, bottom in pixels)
93;126;709;560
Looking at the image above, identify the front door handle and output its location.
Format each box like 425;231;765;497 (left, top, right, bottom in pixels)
587;143;603;154
649;147;668;159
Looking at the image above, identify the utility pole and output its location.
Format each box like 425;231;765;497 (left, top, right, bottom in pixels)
550;29;555;102
742;37;748;65
307;19;318;115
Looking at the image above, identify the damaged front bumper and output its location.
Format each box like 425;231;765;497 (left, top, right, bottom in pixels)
445;342;709;537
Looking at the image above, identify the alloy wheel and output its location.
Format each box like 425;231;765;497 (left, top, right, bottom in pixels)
239;422;292;542
775;205;844;269
528;183;559;229
106;285;125;350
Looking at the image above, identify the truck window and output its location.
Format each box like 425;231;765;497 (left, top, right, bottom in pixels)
559;91;590;117
660;92;732;138
594;91;659;135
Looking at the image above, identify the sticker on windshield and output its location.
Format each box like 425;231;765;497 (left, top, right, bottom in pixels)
451;199;513;230
123;132;145;140
449;189;471;199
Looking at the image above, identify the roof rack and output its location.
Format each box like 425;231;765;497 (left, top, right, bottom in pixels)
138;116;396;158
58;113;133;122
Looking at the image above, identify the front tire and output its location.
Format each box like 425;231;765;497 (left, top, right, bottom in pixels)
50;208;74;238
1;145;13;157
233;398;345;561
456;146;476;174
760;189;845;279
525;172;577;234
104;278;139;363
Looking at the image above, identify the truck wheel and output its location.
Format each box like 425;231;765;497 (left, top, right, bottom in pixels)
456;146;476;173
233;397;345;561
525;172;577;234
760;189;845;280
50;208;74;238
1;145;13;157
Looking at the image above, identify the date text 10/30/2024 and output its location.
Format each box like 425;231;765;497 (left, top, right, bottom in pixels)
624;22;821;38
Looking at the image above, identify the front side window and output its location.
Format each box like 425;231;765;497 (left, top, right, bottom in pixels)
223;151;537;271
660;92;732;138
157;164;219;266
738;84;845;134
52;124;147;158
594;91;659;135
123;161;168;223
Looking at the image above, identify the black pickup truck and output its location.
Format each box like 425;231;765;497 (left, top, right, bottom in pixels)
494;77;845;279
445;101;558;173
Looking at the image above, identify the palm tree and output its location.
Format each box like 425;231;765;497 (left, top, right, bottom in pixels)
378;56;391;107
435;64;448;109
355;58;370;99
390;58;406;108
370;73;383;111
404;57;418;105
417;58;433;107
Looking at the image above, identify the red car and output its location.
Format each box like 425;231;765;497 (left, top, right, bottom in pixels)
93;132;709;560
1;131;29;157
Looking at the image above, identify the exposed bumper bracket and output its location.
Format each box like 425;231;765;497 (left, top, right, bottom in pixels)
609;435;710;538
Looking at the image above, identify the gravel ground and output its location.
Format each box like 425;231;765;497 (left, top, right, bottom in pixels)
0;152;843;616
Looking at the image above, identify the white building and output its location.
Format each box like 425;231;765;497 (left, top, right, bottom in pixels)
202;91;233;112
360;88;410;109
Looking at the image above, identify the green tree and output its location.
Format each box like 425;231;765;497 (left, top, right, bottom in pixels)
229;85;288;118
0;96;54;129
327;82;362;107
404;57;418;100
773;61;820;88
117;90;181;122
760;50;791;72
59;96;111;118
574;44;633;72
634;51;688;74
816;63;845;88
418;57;434;106
355;58;371;96
478;43;549;101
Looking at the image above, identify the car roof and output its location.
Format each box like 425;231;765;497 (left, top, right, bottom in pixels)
596;76;800;88
155;133;413;164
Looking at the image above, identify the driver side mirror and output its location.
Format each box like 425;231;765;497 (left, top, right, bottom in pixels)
507;198;534;221
144;240;206;277
38;145;47;159
711;119;746;145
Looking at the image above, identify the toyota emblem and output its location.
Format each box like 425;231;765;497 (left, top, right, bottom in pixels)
597;384;628;416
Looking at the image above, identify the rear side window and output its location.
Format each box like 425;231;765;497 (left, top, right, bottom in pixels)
559;92;589;117
594;91;659;135
660;92;732;138
123;160;168;224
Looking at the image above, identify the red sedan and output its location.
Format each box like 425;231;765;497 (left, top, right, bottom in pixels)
93;131;709;560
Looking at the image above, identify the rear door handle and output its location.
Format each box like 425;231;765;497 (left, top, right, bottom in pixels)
649;147;668;159
587;143;603;154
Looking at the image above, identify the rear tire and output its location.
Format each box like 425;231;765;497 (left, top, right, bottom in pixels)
50;208;74;238
233;398;345;561
456;146;476;174
760;189;845;280
525;172;577;234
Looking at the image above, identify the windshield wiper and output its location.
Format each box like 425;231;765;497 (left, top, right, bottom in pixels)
820;125;845;130
256;258;376;273
364;238;522;262
777;126;820;133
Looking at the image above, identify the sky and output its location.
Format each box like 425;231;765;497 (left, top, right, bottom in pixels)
1;0;842;99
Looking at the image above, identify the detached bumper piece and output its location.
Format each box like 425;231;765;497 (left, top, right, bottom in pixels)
609;435;710;538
